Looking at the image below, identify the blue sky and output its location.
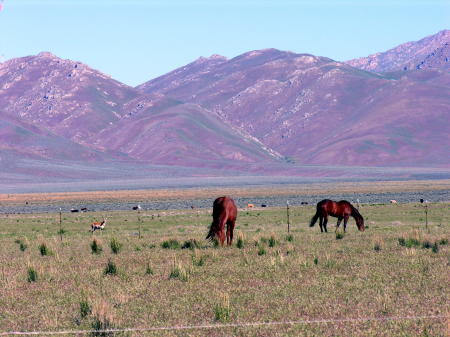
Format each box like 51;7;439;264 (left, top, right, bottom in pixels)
1;0;449;86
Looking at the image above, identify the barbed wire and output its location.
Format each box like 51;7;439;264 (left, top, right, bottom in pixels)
0;314;447;336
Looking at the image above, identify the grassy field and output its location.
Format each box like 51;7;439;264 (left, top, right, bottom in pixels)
0;201;449;336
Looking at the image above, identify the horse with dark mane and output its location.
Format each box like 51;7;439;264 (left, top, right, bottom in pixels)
206;196;237;246
309;199;364;233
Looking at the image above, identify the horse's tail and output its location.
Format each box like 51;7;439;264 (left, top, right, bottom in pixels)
309;212;319;227
206;222;216;241
350;205;365;231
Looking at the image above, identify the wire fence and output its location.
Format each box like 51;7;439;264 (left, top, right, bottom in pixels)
0;314;447;336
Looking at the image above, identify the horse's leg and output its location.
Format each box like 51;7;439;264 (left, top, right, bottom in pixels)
226;220;235;246
323;214;328;233
343;214;349;232
226;221;231;246
336;217;342;232
319;216;323;232
218;214;227;246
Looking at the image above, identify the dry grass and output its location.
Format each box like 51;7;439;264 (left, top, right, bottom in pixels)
0;201;449;336
1;179;449;205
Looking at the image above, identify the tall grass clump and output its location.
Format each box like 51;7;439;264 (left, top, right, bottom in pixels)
236;231;245;249
422;240;432;249
90;301;115;337
169;260;189;281
109;238;122;254
258;246;266;256
15;239;27;251
285;234;294;242
398;237;420;248
27;267;38;282
438;238;448;245
39;242;52;256
104;259;117;276
431;242;439;253
161;239;180;249
214;293;231;322
181;239;200;250
19;241;28;252
192;250;205;267
91;238;103;255
145;263;154;275
335;232;345;240
79;298;91;318
268;234;277;247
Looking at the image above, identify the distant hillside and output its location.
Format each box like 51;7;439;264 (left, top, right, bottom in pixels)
137;46;450;167
347;30;450;72
0;30;449;184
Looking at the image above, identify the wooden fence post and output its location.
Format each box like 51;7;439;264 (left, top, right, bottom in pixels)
59;208;63;241
286;200;290;233
138;209;142;239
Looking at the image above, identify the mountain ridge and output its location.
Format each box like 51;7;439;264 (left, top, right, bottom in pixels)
1;29;449;184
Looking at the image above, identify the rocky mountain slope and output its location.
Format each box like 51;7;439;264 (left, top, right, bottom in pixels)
347;29;450;72
0;30;449;184
137;46;450;166
0;53;283;170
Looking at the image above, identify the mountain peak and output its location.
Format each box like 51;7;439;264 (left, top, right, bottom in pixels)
37;51;57;59
195;54;227;63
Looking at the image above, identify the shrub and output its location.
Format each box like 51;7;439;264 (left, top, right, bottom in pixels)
91;239;102;255
109;238;122;254
27;267;38;282
161;239;180;249
438;238;448;245
214;294;231;322
104;259;117;276
374;243;381;251
39;243;51;256
285;234;294;242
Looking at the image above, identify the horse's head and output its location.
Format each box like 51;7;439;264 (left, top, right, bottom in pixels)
356;217;365;231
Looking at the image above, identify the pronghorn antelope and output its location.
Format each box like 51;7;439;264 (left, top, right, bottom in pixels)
90;217;107;232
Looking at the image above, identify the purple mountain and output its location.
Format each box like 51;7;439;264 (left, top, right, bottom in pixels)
347;30;450;72
0;30;449;184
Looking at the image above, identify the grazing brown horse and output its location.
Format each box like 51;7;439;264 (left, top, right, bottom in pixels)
206;196;237;246
309;199;364;233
